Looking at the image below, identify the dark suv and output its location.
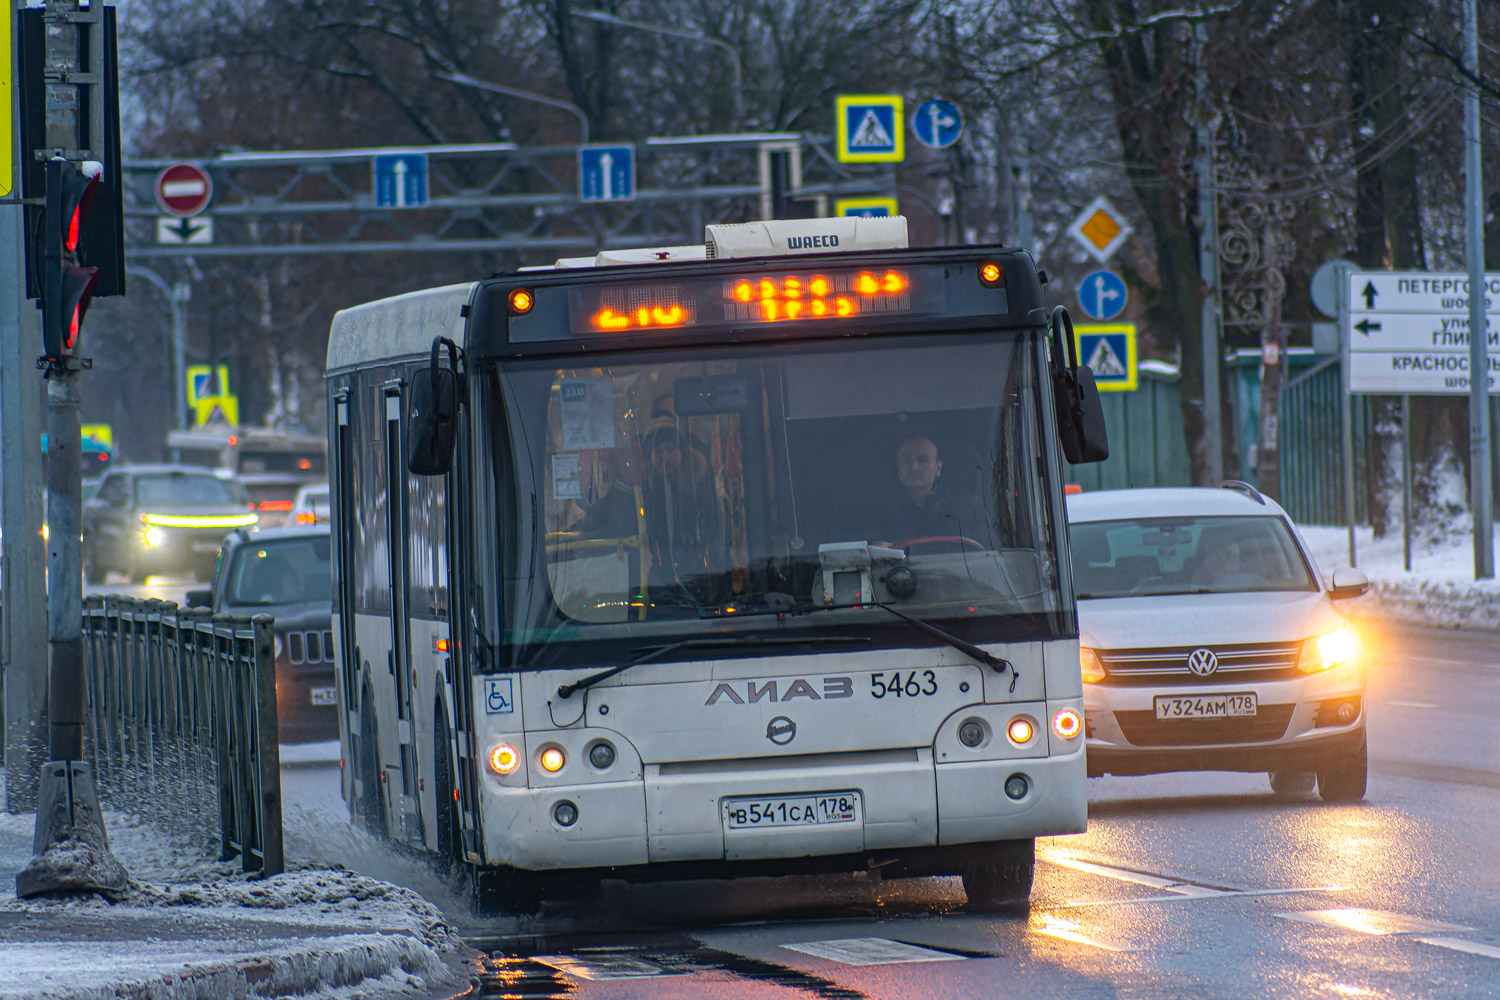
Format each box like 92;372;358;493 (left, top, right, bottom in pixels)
187;525;337;745
83;465;258;583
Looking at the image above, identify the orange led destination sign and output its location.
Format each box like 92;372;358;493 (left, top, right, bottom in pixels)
572;268;916;335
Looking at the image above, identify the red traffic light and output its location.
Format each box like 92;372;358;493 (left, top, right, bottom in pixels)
42;160;102;357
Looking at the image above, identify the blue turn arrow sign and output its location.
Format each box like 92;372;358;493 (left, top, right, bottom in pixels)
1077;269;1128;321
912;99;963;149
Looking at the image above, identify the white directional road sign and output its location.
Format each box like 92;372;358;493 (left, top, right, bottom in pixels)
156;215;213;245
372;153;428;208
912;99;963;149
579;145;635;202
1345;269;1500;394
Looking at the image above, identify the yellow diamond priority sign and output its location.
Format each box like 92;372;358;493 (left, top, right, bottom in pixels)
1067;196;1133;264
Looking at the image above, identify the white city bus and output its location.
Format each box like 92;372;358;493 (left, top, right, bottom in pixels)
325;217;1108;911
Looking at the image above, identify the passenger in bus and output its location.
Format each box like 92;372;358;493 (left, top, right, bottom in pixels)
866;433;987;548
578;421;725;605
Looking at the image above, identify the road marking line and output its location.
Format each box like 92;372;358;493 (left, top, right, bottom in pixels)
1030;914;1139;952
783;938;965;966
1416;937;1500;960
1056;886;1345;908
1277;908;1471;935
1383;700;1439;709
1039;851;1232;895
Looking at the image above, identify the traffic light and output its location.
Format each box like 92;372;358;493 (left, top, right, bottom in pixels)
42;159;101;358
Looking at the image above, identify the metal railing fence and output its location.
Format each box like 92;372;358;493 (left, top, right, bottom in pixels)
81;596;283;875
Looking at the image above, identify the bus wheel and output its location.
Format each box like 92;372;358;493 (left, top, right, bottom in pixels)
471;866;542;917
358;689;387;839
962;838;1035;913
433;708;461;863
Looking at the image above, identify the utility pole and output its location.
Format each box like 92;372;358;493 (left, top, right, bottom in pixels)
1009;134;1033;249
1463;0;1493;579
1;0;49;814
1194;19;1224;484
16;0;126;899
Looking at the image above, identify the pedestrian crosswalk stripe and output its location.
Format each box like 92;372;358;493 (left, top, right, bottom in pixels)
783;938;964;966
532;954;682;980
1031;915;1139;952
850;110;894;149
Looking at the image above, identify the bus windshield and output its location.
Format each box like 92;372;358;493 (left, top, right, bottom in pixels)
497;330;1070;667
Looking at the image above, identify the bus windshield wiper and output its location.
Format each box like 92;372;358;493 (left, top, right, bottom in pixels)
798;601;1020;692
556;635;871;699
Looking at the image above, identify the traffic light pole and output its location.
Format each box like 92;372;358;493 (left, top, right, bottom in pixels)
16;0;126;899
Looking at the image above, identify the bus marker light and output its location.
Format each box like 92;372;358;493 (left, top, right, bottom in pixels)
489;744;520;775
553;800;578;827
979;261;1004;286
509;288;535;314
1053;708;1083;740
434;637;451;654
589;742;616;769
1007;717;1035;744
540;747;566;772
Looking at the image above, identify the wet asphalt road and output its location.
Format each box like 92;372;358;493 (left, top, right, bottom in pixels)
111;578;1500;997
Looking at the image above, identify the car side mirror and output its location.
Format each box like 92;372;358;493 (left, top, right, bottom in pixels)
1328;567;1369;600
1049;306;1109;464
184;588;214;609
407;337;463;477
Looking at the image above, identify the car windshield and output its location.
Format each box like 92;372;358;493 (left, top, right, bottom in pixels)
491;332;1071;668
136;472;244;506
226;535;332;607
1070;514;1317;598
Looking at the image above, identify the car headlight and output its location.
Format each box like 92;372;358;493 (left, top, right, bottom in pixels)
142;526;167;548
1298;627;1360;672
1080;646;1107;683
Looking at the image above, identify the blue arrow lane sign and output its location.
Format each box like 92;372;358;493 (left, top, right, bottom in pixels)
1078;269;1128;321
580;145;635;202
912;99;963;149
372;153;428;208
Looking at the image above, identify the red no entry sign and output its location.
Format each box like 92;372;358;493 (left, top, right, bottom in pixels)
155;163;213;217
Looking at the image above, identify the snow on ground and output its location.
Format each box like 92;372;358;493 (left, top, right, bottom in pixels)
0;774;470;1000
1301;523;1500;631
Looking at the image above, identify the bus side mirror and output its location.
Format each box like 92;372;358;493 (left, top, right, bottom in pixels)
1049;306;1109;465
1056;364;1110;464
408;366;459;476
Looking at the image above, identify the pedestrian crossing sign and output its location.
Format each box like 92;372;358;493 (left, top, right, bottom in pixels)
836;95;904;163
834;197;899;218
1073;323;1138;391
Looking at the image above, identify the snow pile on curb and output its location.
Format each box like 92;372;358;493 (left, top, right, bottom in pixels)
1302;525;1500;631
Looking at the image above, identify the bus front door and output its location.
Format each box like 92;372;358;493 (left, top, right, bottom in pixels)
383;384;422;842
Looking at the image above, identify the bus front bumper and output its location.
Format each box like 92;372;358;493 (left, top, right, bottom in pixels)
478;746;1086;873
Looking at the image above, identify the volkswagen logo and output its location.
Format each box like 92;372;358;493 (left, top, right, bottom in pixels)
766;716;797;746
1186;648;1219;676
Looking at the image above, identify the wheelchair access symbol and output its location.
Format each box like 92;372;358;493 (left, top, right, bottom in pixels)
484;677;515;714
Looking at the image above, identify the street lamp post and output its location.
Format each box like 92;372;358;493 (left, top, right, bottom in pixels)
569;9;743;131
437;72;591;144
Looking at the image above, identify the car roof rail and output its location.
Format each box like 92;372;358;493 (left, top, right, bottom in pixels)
1218;480;1267;505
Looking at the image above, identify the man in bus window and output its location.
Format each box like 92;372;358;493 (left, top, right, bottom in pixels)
867;433;987;548
579;421;725;605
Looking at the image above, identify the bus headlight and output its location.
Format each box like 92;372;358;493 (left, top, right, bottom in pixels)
1006;717;1035;744
1298;627;1359;672
489;743;520;775
1080;647;1106;683
539;746;566;773
143;526;167;548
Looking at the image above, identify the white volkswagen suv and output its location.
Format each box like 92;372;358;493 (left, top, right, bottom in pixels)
1067;483;1370;801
